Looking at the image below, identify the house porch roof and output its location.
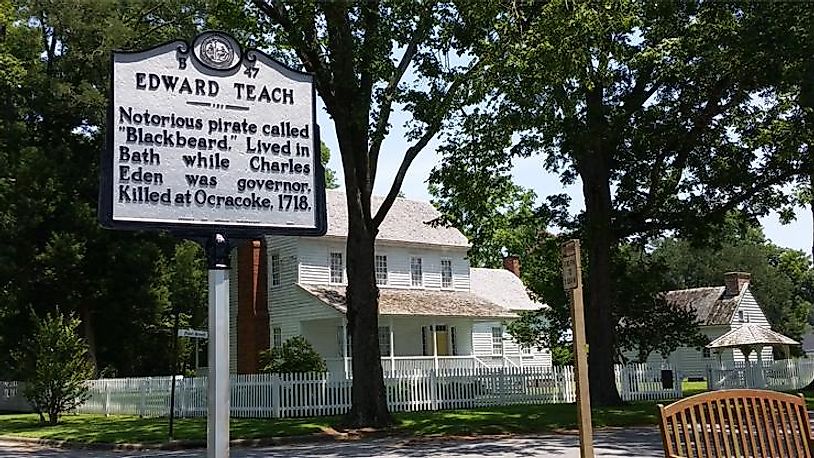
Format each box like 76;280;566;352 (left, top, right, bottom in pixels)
297;283;516;319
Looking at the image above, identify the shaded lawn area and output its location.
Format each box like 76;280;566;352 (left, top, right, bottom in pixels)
0;402;663;445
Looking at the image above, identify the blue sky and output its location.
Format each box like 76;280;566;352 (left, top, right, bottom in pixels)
317;102;813;256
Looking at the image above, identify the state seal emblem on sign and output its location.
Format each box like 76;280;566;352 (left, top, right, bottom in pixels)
199;34;235;69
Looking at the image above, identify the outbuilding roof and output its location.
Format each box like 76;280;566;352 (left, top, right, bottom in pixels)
664;286;743;326
297;283;516;319
323;190;469;248
470;268;546;312
706;324;799;349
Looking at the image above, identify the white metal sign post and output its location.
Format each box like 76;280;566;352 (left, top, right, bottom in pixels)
100;31;325;458
562;239;594;458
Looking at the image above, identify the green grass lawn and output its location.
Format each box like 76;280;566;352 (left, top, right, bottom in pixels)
0;402;662;445
681;380;709;397
4;384;807;446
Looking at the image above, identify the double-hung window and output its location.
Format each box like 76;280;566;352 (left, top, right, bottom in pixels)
270;252;281;287
491;326;504;355
273;327;282;348
410;257;423;287
441;259;453;289
330;252;344;284
375;255;388;286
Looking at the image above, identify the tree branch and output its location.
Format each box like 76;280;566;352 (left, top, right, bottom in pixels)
372;61;483;228
369;2;436;183
254;0;335;108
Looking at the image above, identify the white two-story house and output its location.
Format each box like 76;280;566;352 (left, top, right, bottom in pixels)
229;190;550;375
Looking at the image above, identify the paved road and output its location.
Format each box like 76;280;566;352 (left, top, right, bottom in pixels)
0;428;663;458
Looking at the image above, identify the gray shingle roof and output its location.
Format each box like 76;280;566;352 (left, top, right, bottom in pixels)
297;283;516;318
707;324;799;349
664;286;743;326
324;190;469;247
470;268;546;312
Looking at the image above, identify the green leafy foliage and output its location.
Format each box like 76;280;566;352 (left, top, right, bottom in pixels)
14;310;94;425
651;216;814;345
320;142;339;190
258;336;326;374
431;1;809;405
0;1;241;379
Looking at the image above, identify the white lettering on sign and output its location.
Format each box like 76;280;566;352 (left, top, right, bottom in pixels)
101;32;326;236
178;328;208;339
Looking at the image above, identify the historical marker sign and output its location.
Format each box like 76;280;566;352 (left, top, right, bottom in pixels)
99;31;326;237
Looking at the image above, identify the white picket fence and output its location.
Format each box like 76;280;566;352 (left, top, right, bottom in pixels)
615;363;683;401
707;358;814;391
0;364;682;418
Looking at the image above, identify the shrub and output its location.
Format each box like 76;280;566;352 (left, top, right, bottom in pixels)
259;336;326;373
14;311;94;425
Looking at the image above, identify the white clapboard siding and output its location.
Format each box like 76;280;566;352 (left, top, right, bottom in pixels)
267;236;339;342
4;363;686;418
729;289;773;364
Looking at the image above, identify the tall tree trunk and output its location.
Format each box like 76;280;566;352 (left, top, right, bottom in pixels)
78;302;98;373
342;194;394;428
582;170;623;406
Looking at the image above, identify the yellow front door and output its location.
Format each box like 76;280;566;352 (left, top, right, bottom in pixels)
435;328;449;356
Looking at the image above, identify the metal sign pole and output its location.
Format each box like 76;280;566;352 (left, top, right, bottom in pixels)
207;234;230;458
562;239;594;458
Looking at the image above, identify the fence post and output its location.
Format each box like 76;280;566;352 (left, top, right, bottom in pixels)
139;378;149;418
429;369;438;410
104;381;110;417
271;374;281;418
498;368;506;405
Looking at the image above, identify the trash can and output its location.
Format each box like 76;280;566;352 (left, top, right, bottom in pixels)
661;369;674;390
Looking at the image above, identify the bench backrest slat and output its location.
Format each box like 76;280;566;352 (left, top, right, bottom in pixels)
659;389;814;458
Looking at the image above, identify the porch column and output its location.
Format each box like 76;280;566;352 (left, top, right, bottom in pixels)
341;318;348;380
432;323;438;371
389;317;395;376
756;345;766;388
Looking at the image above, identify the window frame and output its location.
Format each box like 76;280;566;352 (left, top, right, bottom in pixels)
270;251;282;287
375;254;388;286
273;327;282;348
410;256;423;287
329;252;344;284
440;258;453;289
378;326;391;356
491;326;504;356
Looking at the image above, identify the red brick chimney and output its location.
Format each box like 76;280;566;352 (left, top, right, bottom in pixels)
503;255;521;277
236;240;270;374
724;272;750;296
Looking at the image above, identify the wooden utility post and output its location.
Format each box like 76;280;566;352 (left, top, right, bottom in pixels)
561;239;594;458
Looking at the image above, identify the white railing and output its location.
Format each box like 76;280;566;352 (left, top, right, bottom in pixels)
707;358;814;391
0;364;683;419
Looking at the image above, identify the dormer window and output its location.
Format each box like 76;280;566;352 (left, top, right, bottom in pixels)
410;257;423;287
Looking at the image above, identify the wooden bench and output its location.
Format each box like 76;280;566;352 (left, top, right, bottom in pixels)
658;389;814;457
